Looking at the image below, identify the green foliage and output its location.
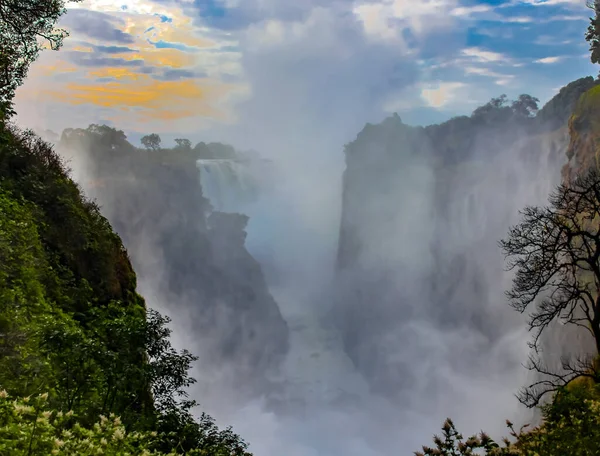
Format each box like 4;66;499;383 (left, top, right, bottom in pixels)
0;391;164;455
417;383;600;456
0;2;254;453
0;391;252;455
537;77;600;131
0;0;82;115
415;418;517;456
586;1;600;65
0;119;252;453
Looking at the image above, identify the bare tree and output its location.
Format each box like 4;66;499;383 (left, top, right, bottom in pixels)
500;168;600;407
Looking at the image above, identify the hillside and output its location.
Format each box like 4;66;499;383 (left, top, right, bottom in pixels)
0;117;252;454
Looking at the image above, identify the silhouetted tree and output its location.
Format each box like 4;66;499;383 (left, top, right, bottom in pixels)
471;95;513;124
141;133;162;151
586;0;600;64
0;0;82;115
174;138;192;150
512;94;540;118
500;168;600;407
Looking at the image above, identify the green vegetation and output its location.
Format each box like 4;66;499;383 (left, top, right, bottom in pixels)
417;87;600;454
4;1;600;455
0;119;252;454
417;383;600;456
0;390;251;455
586;1;600;66
0;0;83;116
0;2;252;454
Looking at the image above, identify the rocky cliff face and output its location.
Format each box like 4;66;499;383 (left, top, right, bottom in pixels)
563;84;600;183
57;131;289;403
334;78;597;402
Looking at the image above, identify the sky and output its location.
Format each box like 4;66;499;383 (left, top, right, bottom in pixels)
13;0;599;149
11;1;599;453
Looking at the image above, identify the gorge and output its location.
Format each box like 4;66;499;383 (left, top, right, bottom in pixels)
45;75;600;455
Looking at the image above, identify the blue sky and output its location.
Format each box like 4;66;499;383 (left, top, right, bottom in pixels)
13;0;598;149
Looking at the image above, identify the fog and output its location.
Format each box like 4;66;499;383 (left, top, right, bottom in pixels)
13;2;587;454
196;124;566;455
28;70;569;456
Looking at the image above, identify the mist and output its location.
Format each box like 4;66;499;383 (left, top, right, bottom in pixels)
12;1;596;454
26;58;569;456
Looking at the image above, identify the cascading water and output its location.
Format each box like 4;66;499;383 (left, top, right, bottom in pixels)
197;154;370;408
203;121;576;455
196;158;266;212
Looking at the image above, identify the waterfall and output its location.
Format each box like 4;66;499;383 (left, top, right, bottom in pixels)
196;159;270;213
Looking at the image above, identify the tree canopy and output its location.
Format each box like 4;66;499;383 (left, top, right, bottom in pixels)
141;133;162;151
0;0;81;115
586;1;600;65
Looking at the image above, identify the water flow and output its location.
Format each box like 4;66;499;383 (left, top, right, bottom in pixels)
193;127;570;455
196;159;262;212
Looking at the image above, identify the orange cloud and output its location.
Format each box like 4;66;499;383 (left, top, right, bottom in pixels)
28;59;78;77
110;48;195;68
159;29;214;49
88;67;147;80
70;45;94;53
42;78;233;122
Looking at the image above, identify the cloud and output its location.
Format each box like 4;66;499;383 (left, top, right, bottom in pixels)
11;0;600;455
450;4;493;17
14;0;245;133
420;81;466;108
93;44;139;53
464;67;516;85
461;47;508;63
513;0;587;6
535;55;563;63
156;68;207;80
66;51;146;67
61;9;136;43
353;0;460;43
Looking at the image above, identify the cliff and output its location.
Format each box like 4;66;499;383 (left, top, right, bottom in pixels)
563;84;600;183
58;127;289;402
334;77;598;400
0;119;253;454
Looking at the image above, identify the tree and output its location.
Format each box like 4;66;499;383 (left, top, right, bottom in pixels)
586;0;600;64
174;138;192;151
141;134;162;151
471;95;513;124
417;383;600;456
0;0;82;115
511;94;540;118
415;418;519;456
500;168;600;407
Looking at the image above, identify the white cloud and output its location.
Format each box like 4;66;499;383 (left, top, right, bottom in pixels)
464;67;516;85
535;56;563;63
420;81;466;108
461;47;508;63
450;5;493;17
507;0;587;6
353;0;459;42
505;15;534;22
